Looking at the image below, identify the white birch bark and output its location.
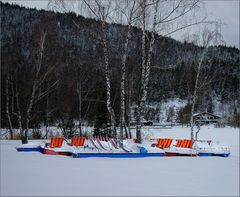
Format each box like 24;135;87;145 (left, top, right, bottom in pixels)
190;25;220;141
22;32;46;144
101;20;116;137
77;81;83;136
119;1;137;141
136;0;147;143
136;0;159;143
15;84;23;138
45;96;49;139
10;79;15;115
190;49;207;140
81;0;117;138
139;0;158;120
5;77;13;139
120;33;129;140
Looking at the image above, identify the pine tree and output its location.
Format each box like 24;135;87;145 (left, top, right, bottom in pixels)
93;102;111;137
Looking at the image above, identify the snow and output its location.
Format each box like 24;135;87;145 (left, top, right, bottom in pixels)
1;125;239;196
16;141;45;148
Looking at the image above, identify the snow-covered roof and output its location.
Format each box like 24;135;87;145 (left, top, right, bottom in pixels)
193;113;200;117
193;112;221;118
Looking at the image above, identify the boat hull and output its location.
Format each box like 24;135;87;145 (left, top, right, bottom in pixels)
43;148;71;156
164;153;197;157
213;153;230;157
198;152;230;157
197;149;230;157
163;147;198;157
198;153;213;156
72;152;164;158
16;147;43;153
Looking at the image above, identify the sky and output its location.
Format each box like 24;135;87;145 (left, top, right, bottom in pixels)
2;0;239;48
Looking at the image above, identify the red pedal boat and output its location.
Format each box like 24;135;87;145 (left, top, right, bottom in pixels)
42;137;71;156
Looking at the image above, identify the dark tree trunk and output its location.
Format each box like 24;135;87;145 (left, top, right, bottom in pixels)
21;133;28;144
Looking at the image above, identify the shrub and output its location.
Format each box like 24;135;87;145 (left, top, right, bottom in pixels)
177;103;191;126
31;129;42;139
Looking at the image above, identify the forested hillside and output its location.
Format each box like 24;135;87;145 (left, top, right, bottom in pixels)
1;2;239;133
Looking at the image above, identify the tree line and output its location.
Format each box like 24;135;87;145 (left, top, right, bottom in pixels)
1;1;239;143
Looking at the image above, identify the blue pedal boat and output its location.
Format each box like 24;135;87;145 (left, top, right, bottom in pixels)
195;140;230;157
16;142;45;153
16;146;43;153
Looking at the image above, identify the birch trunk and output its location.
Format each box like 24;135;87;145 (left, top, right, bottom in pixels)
136;0;146;143
22;32;46;144
126;74;133;139
119;0;137;141
15;84;23;140
77;81;83;136
190;49;207;141
44;95;50;139
23;81;36;143
120;23;132;141
139;7;158;124
77;0;117;138
5;77;13;139
136;0;158;143
101;21;116;138
10;79;15;115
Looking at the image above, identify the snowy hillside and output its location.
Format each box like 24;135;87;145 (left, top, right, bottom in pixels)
130;98;187;123
130;98;236;124
1;2;239;132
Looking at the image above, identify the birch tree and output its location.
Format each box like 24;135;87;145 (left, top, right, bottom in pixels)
5;71;14;139
18;30;58;144
115;0;140;141
3;45;18;139
83;0;118;138
49;0;118;138
135;0;207;143
189;24;223;141
48;0;212;143
136;0;159;143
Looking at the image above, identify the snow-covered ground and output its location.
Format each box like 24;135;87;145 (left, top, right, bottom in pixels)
1;125;239;196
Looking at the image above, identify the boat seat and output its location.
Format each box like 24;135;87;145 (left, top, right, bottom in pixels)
70;136;85;146
176;139;193;148
156;138;173;148
50;137;64;148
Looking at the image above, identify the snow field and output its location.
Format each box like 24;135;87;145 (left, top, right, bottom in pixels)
1;125;239;196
